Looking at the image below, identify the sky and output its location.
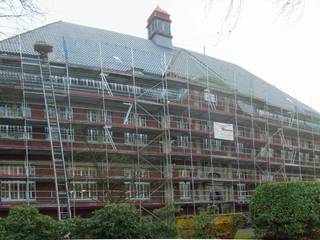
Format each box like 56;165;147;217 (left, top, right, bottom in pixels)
4;0;320;111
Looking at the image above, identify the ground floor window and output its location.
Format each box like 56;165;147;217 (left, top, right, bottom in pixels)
179;181;191;200
0;181;36;201
125;182;150;200
69;181;97;200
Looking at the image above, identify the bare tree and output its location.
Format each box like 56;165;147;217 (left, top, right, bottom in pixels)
205;0;305;40
0;0;43;37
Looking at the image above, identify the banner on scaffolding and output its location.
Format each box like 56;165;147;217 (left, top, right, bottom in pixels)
214;122;234;141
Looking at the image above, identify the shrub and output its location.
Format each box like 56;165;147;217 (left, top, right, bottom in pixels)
193;205;216;238
232;212;248;229
176;212;244;239
56;216;90;239
250;181;320;239
89;204;150;239
151;204;181;238
4;206;58;240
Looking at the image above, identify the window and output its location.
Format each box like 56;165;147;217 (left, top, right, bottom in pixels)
125;182;150;200
202;138;210;150
45;127;74;142
69;181;97;200
87;128;99;143
87;110;112;123
212;140;221;151
202;139;222;151
47;106;72;120
237;183;247;202
177;135;190;149
124;132;148;146
126;114;146;127
176;118;188;129
204;89;217;104
1;181;36;201
179;169;190;178
0;165;35;176
0;104;31;118
179;182;191;200
237;142;244;153
260;146;274;158
124;169;150;178
0;125;32;140
68;167;97;177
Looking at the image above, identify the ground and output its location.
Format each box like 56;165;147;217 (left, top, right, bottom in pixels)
234;228;255;239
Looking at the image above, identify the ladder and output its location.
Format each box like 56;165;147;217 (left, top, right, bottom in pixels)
104;125;117;150
100;72;113;96
37;57;71;220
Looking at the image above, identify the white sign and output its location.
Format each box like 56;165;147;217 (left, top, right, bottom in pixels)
214;122;234;141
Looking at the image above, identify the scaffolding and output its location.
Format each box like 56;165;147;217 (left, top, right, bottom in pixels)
0;26;319;219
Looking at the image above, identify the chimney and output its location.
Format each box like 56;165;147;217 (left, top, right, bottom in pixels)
147;6;173;48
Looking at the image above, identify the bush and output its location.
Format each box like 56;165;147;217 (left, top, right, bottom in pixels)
89;204;150;239
151;204;181;238
232;212;248;229
250;181;320;239
176;212;244;239
194;205;216;238
4;206;58;240
56;216;90;239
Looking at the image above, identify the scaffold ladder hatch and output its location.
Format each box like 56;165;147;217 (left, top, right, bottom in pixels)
36;56;72;220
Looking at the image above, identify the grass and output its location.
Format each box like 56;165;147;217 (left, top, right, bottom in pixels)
234;228;255;239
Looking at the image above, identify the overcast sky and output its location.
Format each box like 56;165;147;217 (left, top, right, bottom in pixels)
5;0;320;111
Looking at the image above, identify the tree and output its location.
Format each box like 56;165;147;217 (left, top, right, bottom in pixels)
56;217;90;239
250;181;320;239
0;0;43;37
4;205;58;240
89;204;150;239
151;204;181;238
205;0;305;39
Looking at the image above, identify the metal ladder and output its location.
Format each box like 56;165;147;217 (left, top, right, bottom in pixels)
37;57;72;220
100;72;113;96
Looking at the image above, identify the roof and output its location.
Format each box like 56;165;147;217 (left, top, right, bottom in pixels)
0;21;317;115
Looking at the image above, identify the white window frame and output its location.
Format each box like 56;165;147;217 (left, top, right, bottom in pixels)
177;135;190;149
0;180;36;202
70;181;97;200
45;127;74;142
125;182;150;200
124;132;148;146
179;181;191;200
0;125;32;140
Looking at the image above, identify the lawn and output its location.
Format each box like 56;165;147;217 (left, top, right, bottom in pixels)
234;228;255;239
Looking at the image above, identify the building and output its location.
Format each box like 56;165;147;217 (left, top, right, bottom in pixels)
0;7;319;219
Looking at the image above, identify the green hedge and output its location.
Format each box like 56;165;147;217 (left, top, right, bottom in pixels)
250;181;320;239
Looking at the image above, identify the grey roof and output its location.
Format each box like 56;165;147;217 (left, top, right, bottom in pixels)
0;21;317;115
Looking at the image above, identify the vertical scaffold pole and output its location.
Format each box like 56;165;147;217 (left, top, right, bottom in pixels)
249;78;257;187
233;70;241;212
161;52;174;204
185;55;196;215
63;36;75;217
130;48;142;216
18;34;30;206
